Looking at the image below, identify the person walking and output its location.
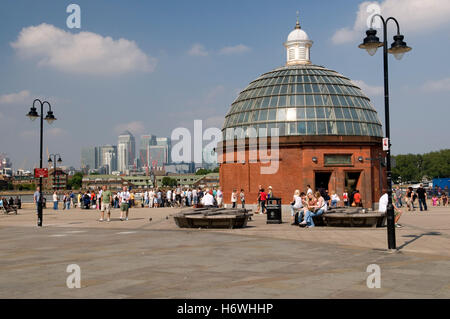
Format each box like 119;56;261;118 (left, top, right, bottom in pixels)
416;184;428;212
405;187;415;211
394;186;403;208
99;185;113;222
231;189;238;209
52;191;58;210
33;186;41;215
119;186;131;221
342;190;349;207
259;188;267;214
240;189;245;209
379;191;403;228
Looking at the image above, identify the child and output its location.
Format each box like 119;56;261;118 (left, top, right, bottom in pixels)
432;195;438;206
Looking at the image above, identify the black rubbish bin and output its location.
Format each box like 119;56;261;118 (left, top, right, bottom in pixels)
266;197;282;224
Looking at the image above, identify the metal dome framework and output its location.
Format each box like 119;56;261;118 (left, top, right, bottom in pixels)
222;64;383;140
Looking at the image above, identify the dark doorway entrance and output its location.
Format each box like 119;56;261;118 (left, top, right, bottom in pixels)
345;172;361;205
315;172;331;192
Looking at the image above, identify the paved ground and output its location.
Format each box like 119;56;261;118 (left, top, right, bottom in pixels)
0;205;449;298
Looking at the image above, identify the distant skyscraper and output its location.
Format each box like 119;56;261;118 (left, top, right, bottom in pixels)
81;147;97;170
140;134;156;168
100;145;117;174
118;131;136;173
149;137;170;168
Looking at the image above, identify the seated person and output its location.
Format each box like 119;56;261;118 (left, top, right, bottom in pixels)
379;192;403;228
300;191;327;228
298;192;316;225
290;190;304;225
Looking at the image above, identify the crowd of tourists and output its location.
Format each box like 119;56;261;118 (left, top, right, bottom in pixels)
393;184;449;211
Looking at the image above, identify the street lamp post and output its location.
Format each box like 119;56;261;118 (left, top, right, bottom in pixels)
26;99;57;227
48;154;62;191
359;15;411;250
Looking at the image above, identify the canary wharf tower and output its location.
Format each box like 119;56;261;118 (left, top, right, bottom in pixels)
218;18;385;208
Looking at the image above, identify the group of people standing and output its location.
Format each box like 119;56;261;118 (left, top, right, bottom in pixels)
394;184;448;212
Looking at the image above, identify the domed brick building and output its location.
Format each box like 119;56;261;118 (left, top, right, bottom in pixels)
217;19;385;208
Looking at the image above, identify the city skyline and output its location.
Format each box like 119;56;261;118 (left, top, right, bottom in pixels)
1;0;450;169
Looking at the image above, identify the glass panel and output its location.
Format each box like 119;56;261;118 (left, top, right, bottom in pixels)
317;121;326;134
276;108;286;121
331;95;341;106
280;85;288;94
278;95;286;106
286;108;296;121
289;95;295;106
353;122;361;135
338;95;348;106
269;96;278;107
272;85;280;95
311;84;320;93
276;77;283;84
252;111;259;122
306;107;315;119
288;84;295;94
258;109;268;121
264;86;273;95
296;75;303;83
304;83;312;93
306;121;316;134
327;85;336;94
345;121;354;135
336;121;346;134
288;122;297;135
268;108;276;121
342;107;351;119
278;122;286;135
334;107;344;119
314;94;324;106
305;95;314;106
297;121;306;134
238;112;245;123
243;111;250;123
327;121;337;134
322;94;332;106
261;97;270;108
296;107;305;119
316;107;325;118
334;86;343;94
350;108;358;120
296;94;305;106
296;83;304;93
282;76;289;84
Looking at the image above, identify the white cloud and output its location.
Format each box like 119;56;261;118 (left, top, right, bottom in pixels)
0;90;30;105
47;127;68;137
114;121;146;136
188;43;209;56
332;0;450;44
421;77;450;93
11;23;156;75
218;44;251;55
352;80;383;96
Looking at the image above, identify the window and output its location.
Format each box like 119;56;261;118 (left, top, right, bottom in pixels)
296;107;306;119
305;95;314;106
269;96;278;107
297;121;306;134
306;107;316;119
324;154;352;165
278;95;286;106
306;121;316;134
286;108;296;121
317;121;327;134
258;109;268;121
268;108;277;121
296;95;305;106
276;109;286;121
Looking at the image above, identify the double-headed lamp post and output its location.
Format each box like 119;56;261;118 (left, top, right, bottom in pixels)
358;15;411;250
48;154;62;191
26;99;57;227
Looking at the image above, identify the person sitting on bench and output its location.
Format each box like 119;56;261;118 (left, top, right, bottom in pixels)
300;191;327;228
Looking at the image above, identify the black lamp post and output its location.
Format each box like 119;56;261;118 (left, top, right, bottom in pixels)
26;99;57;227
48;154;62;191
359;15;411;250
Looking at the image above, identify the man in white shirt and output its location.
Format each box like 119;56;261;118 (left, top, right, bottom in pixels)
149;189;155;208
379;192;403;228
201;190;215;207
166;189;172;207
119;186;131;221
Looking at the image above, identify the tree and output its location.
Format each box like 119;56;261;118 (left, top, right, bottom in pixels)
68;172;83;190
195;168;211;175
162;177;177;187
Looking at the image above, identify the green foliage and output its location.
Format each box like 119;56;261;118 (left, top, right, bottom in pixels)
392;149;450;182
162;176;178;187
195;168;211;175
17;183;36;191
67;172;83;190
213;167;219;173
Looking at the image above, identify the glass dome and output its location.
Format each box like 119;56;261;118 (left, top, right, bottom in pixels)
222;64;383;140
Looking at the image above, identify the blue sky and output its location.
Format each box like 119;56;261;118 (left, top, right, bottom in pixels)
0;0;449;169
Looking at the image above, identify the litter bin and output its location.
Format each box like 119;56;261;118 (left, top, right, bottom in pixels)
266;197;282;224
